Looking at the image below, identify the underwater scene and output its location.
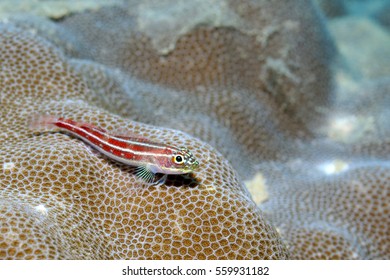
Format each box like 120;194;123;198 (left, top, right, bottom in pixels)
0;0;389;259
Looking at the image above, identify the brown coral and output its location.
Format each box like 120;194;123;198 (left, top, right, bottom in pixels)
261;160;390;259
52;0;336;177
1;0;389;260
0;23;286;259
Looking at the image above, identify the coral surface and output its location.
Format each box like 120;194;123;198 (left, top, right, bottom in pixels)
0;23;287;259
0;0;389;259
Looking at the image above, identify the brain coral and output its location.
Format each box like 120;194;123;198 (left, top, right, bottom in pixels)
260;158;390;259
0;22;286;259
1;0;389;260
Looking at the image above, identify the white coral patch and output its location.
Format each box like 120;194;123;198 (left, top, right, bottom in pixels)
34;204;48;217
326;114;374;143
3;162;15;170
244;172;269;205
318;160;349;175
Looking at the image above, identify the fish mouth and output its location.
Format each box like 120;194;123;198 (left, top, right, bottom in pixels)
165;160;199;174
180;161;199;173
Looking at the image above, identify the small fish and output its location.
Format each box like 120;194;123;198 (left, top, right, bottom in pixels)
30;115;199;183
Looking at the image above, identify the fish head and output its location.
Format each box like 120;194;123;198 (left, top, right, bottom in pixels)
163;147;199;174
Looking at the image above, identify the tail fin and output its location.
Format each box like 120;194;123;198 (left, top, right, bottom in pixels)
29;114;59;130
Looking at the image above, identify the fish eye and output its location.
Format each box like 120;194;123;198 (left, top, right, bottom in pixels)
173;155;184;164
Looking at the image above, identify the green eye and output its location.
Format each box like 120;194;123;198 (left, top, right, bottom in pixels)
173;155;184;164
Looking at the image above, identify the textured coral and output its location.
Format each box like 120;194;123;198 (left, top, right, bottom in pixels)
260;160;390;259
53;0;336;177
0;22;286;259
1;0;389;260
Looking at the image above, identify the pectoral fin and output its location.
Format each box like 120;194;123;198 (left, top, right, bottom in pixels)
134;165;156;183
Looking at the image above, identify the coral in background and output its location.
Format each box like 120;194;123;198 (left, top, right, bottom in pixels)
56;0;336;177
329;16;390;79
0;0;122;19
0;0;389;259
260;159;390;259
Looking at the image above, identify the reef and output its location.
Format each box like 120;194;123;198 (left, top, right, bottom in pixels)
0;0;389;259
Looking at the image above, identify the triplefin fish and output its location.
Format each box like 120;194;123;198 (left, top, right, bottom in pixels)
30;115;199;183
